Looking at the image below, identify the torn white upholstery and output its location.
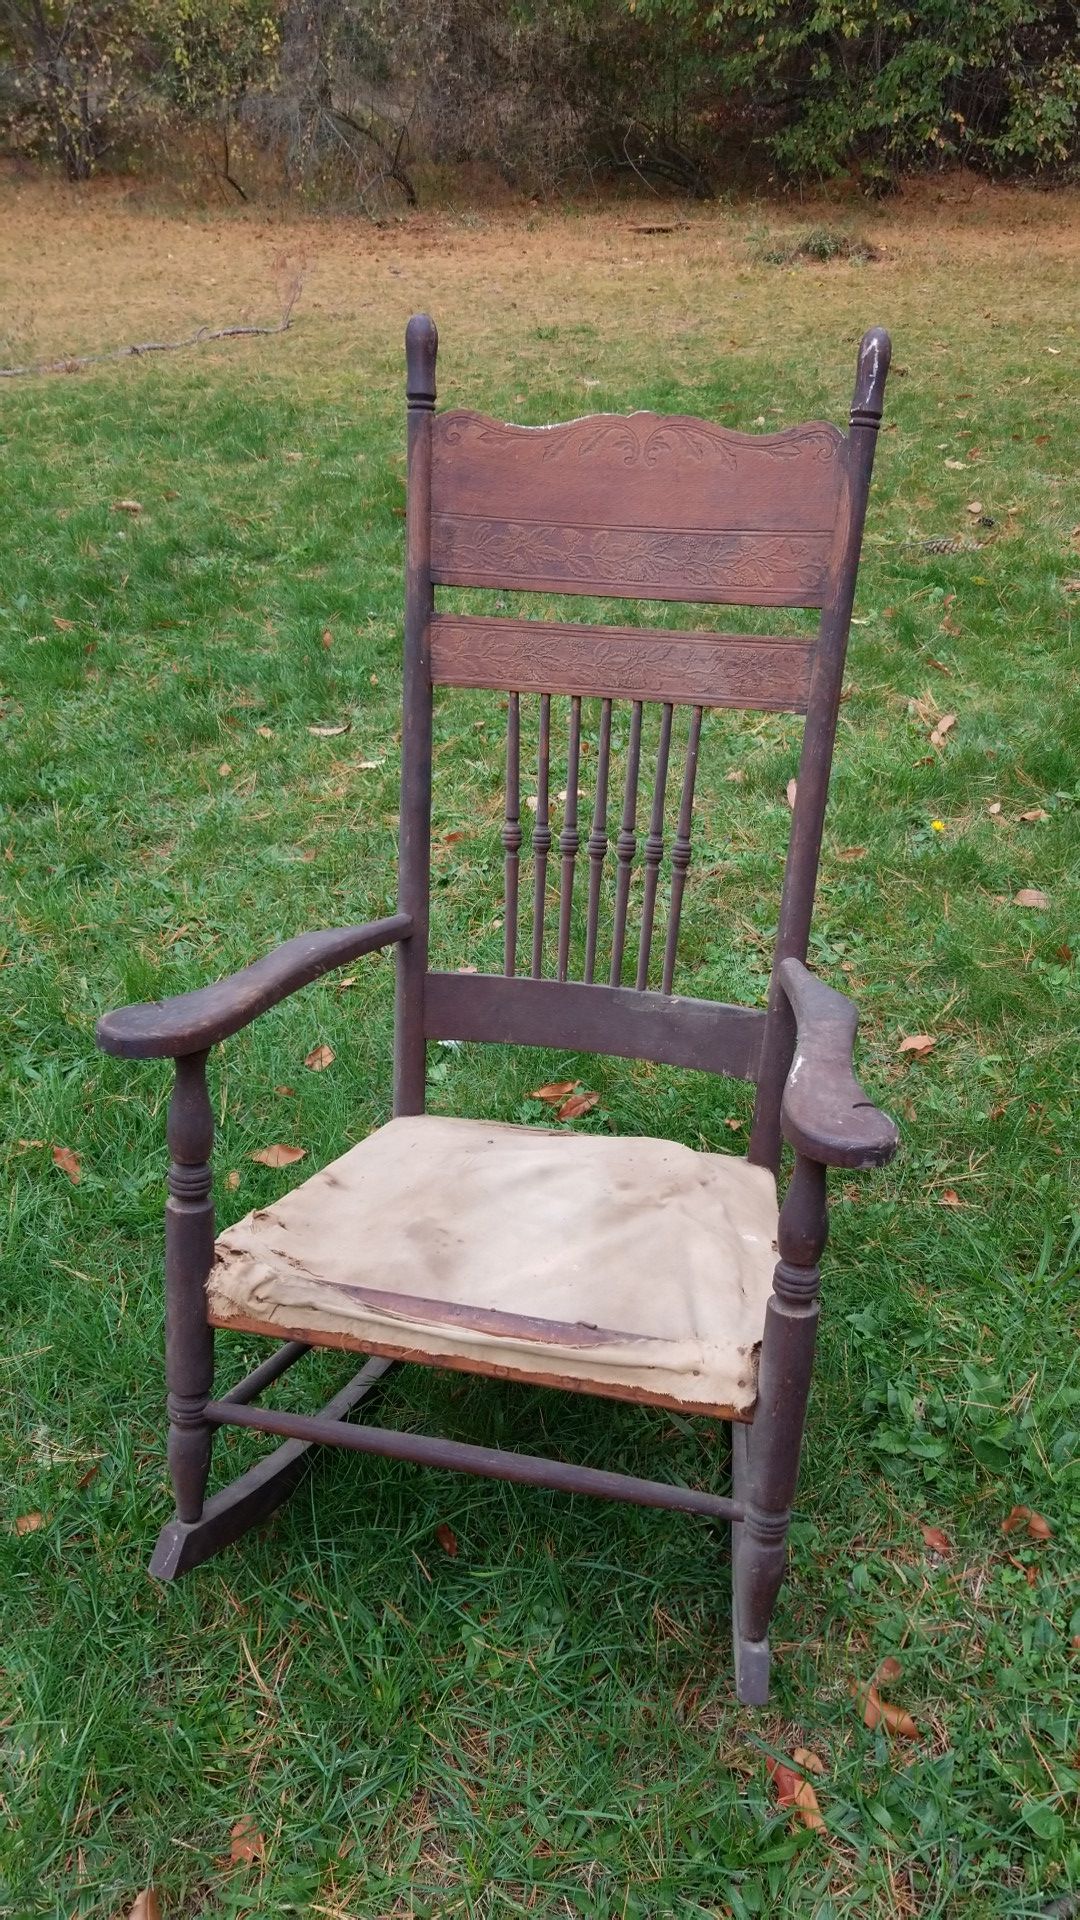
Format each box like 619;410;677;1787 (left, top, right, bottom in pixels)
208;1116;779;1414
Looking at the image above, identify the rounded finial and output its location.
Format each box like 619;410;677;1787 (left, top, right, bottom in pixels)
851;326;891;426
405;313;438;408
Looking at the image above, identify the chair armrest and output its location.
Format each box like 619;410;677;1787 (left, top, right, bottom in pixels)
777;957;899;1170
96;914;412;1060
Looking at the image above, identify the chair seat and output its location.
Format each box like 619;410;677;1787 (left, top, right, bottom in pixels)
208;1116;779;1417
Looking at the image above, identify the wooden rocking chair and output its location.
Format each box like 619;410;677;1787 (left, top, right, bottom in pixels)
97;316;898;1704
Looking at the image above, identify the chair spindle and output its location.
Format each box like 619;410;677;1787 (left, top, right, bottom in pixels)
502;692;521;976
584;698;613;986
531;693;552;978
661;705;703;994
557;697;582;982
609;701;643;987
635;702;674;990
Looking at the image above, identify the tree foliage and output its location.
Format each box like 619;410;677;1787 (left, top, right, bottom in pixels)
0;0;1076;196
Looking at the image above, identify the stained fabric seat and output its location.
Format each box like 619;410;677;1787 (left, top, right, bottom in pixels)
208;1116;779;1417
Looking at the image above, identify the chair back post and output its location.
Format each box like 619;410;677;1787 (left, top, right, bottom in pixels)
394;314;438;1115
748;328;891;1173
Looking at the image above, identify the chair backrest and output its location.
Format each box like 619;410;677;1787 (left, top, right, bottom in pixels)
393;315;891;1173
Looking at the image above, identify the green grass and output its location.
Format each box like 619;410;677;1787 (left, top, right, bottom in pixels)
0;202;1078;1919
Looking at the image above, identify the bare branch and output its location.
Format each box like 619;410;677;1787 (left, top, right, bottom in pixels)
0;283;303;380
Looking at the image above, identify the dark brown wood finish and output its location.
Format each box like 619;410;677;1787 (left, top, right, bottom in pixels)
163;1052;216;1526
661;704;703;994
502;692;522;976
636;702;673;989
424;971;765;1080
609;701;643;987
749;327;892;1173
209;1394;746;1519
583;698;613;985
531;693;552;978
429;614;813;711
557;698;582;981
95;316;897;1707
394;313;438;1115
733;1151;827;1703
430;410;845;605
97;916;411;1058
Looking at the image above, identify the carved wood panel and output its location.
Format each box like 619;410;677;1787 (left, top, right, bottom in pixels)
430;409;846;606
428;614;814;712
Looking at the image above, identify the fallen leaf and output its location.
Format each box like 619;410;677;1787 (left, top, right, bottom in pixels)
435;1523;459;1557
75;1461;101;1491
921;1523;952;1557
939;615;961;636
529;1080;579;1103
874;1656;904;1686
249;1145;306;1168
14;1511;45;1534
785;778;798;808
1006;1552;1038;1585
321;628;333;648
226;1169;240;1190
218;762;232;777
126;1893;162;1920
52;1144;81;1184
1001;1505;1053;1541
1063;579;1080;594
929;712;956;748
938;1189;963;1208
944;458;965;470
256;726;273;739
557;1089;600;1121
112;498;143;513
898;1034;936;1059
52;615;75;631
836;846;866;861
229;1816;265;1866
1013;889;1050;909
792;1746;826;1775
1018;808;1049;823
303;1044;335;1072
926;656;952;674
724;768;745;783
766;1756;826;1832
308;723;350;737
336;977;357;990
356;759;383;770
966;500;982;516
987;801;1002;815
441;830;466;844
851;1680;918;1739
525;794;538;812
274;1085;296;1097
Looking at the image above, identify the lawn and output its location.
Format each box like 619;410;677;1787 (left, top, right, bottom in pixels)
0;176;1077;1919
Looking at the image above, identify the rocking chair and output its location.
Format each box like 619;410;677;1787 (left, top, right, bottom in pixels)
97;316;898;1704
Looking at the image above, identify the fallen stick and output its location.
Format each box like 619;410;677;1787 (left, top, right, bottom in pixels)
0;283;302;379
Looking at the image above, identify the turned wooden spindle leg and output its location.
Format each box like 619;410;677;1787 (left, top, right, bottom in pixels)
733;1151;827;1704
164;1050;216;1524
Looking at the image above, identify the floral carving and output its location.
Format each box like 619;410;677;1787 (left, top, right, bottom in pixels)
429;617;813;712
431;516;831;598
436;409;842;471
